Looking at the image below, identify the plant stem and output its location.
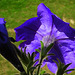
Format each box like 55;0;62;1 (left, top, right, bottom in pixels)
36;58;43;75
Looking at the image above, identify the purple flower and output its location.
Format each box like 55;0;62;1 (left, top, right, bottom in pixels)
14;3;75;73
0;18;8;46
0;18;25;72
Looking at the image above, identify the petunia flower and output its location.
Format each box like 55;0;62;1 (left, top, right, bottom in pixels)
0;18;25;72
14;3;75;73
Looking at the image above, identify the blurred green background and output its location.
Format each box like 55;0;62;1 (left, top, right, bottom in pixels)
0;0;75;75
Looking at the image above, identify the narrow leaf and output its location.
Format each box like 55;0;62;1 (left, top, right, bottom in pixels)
64;69;75;73
45;43;54;54
63;63;72;71
40;41;45;58
35;49;40;53
40;41;44;51
30;52;35;61
53;60;59;67
28;52;31;60
27;59;39;70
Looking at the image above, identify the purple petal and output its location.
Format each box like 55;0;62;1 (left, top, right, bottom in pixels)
0;18;8;45
45;43;65;73
0;18;7;35
47;62;57;73
0;18;6;24
19;40;41;54
37;3;53;35
57;39;75;70
14;17;41;44
51;15;75;40
46;39;75;73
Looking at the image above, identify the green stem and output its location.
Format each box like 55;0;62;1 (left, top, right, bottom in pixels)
31;71;33;75
36;57;43;75
27;70;29;75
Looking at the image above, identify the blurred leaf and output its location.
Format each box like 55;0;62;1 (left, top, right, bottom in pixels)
64;69;75;73
39;70;46;75
35;49;40;53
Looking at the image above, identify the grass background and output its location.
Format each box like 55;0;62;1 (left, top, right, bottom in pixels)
0;0;75;75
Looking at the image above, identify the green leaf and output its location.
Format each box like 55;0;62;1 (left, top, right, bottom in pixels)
35;49;40;53
21;52;29;66
27;59;39;70
46;53;55;56
39;70;46;75
53;60;59;67
17;47;29;66
29;67;36;71
62;63;72;72
64;69;75;73
24;46;27;55
18;40;26;45
44;53;55;60
30;52;35;61
28;52;31;60
29;64;42;74
40;41;46;58
57;58;62;68
55;59;73;75
45;43;54;54
40;41;44;51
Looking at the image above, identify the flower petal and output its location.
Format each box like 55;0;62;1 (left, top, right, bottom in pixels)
52;15;75;40
15;3;53;48
0;18;6;24
19;40;41;54
0;18;8;45
0;18;25;72
0;18;7;35
37;3;53;35
45;43;65;73
57;39;75;70
46;39;75;73
14;17;41;44
47;62;57;73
